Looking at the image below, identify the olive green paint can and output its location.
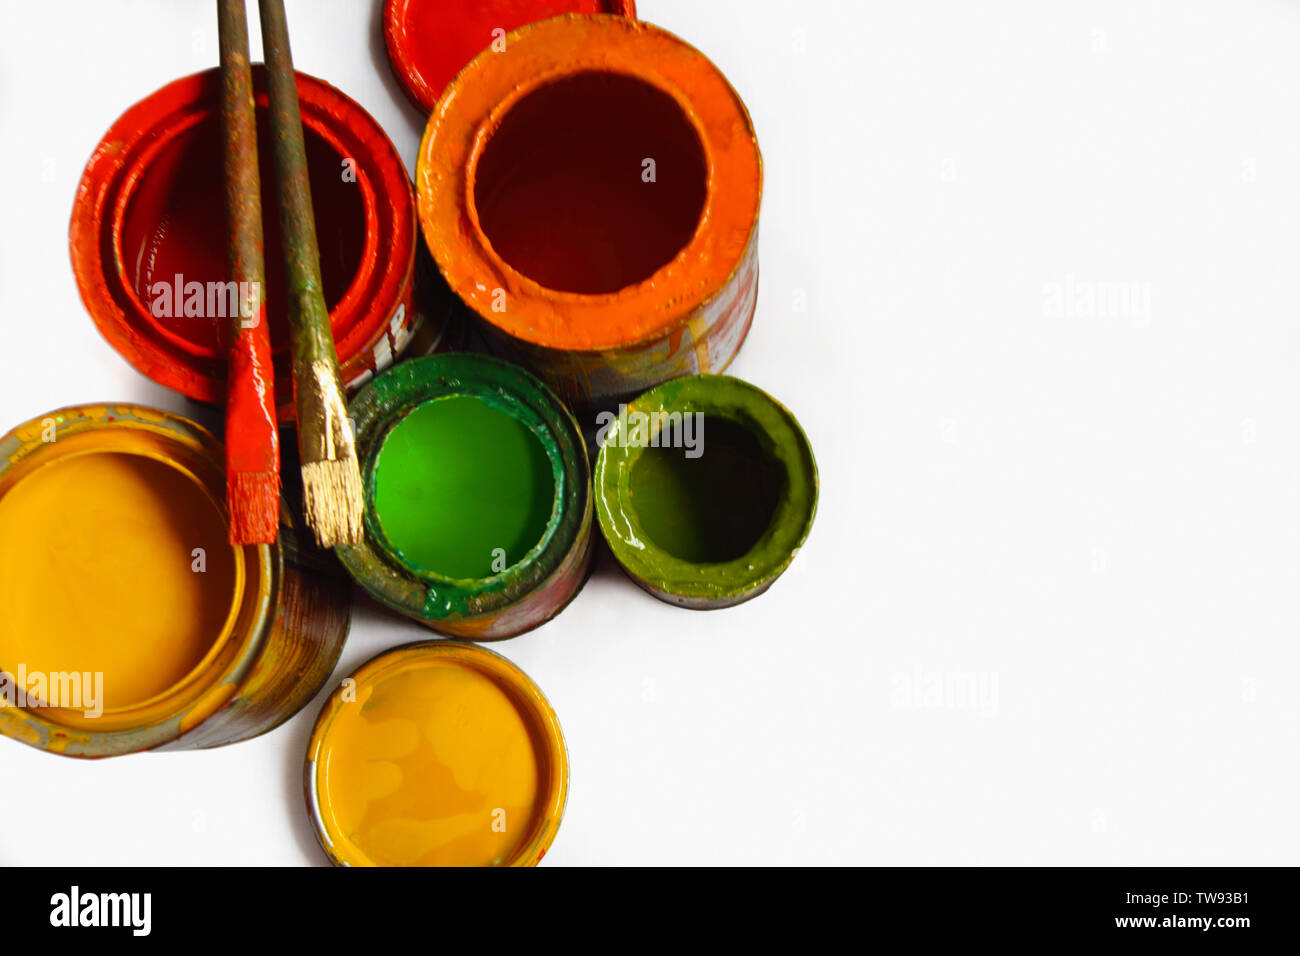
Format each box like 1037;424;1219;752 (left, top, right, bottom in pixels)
594;374;817;609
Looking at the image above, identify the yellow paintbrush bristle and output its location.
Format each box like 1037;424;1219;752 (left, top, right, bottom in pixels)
300;456;363;548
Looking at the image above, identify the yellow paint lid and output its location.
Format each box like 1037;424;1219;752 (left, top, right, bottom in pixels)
305;642;568;866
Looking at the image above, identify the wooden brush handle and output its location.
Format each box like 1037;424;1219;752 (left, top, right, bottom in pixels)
258;0;336;374
218;0;266;325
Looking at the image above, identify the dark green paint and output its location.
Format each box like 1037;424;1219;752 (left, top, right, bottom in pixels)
628;418;784;563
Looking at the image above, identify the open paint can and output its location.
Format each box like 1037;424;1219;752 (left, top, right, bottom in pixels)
383;0;638;113
337;353;593;639
594;375;817;608
305;641;568;866
0;404;351;757
417;15;762;411
70;67;460;420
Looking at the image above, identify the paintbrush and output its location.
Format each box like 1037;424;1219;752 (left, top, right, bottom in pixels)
218;0;279;545
258;0;363;547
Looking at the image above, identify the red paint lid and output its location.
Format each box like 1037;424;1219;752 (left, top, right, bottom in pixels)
383;0;637;113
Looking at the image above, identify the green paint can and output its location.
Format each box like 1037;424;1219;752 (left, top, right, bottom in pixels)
594;375;817;609
338;353;593;640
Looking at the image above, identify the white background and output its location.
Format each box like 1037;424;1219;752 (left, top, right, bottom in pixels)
1;0;1298;865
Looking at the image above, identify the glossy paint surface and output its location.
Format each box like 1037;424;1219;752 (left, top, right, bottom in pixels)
0;404;351;756
628;418;783;564
0;451;236;709
120;108;364;356
308;642;568;866
340;353;593;640
373;396;554;579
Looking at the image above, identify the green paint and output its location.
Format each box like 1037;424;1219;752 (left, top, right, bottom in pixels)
372;396;554;580
629;419;783;563
339;354;591;630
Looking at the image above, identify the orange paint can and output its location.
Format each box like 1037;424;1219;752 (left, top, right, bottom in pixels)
417;14;762;410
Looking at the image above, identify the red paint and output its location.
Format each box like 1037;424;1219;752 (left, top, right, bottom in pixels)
226;301;280;544
225;348;278;458
71;68;424;419
119;113;365;357
383;0;637;113
474;71;707;294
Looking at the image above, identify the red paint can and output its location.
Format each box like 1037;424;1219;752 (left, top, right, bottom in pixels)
70;67;458;420
383;0;638;113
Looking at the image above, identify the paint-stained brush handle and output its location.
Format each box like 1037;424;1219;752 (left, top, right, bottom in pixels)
218;0;279;545
259;0;329;355
259;0;363;547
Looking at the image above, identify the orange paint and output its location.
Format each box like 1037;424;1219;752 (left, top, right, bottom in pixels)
307;642;568;867
417;15;763;408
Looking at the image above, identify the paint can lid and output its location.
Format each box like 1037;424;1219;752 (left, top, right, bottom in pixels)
382;0;638;113
304;641;569;866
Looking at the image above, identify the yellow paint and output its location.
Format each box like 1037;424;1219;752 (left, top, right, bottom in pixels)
0;450;238;711
313;644;566;867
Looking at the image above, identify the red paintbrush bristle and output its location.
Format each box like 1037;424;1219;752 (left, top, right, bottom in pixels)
228;470;280;545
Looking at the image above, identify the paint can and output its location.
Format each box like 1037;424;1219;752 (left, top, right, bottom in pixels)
383;0;638;113
337;353;593;639
594;375;817;609
0;404;352;757
416;15;762;412
70;67;461;420
305;641;568;866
